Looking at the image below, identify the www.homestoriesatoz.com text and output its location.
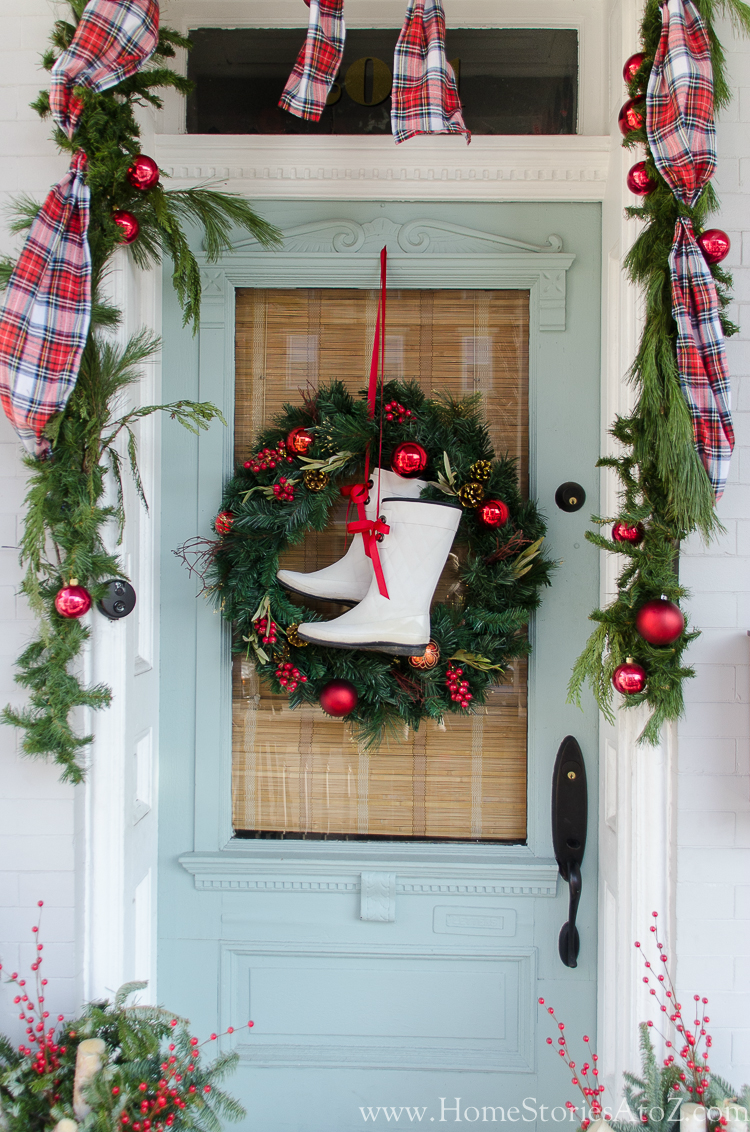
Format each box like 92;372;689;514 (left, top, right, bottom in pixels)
358;1099;694;1123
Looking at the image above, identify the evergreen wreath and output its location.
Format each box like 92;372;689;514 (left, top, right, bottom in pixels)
568;0;750;744
0;3;280;783
202;380;555;750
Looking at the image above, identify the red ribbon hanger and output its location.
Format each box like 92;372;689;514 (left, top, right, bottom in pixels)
347;247;390;598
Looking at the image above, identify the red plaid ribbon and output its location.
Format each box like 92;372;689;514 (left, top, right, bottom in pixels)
391;0;469;145
0;154;92;457
50;0;159;138
646;0;732;498
279;0;345;122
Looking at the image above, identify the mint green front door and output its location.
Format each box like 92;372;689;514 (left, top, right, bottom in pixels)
159;200;601;1132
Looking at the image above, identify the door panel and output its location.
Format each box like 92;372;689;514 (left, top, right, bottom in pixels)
159;200;601;1132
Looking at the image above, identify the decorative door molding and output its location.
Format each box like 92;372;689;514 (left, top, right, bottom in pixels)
220;942;537;1072
202;214;576;330
179;848;560;897
155;136;611;204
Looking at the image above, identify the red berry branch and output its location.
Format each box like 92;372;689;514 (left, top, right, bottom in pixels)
636;911;713;1101
539;996;606;1128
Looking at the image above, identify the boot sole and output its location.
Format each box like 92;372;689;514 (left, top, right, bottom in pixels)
296;633;427;657
276;578;360;607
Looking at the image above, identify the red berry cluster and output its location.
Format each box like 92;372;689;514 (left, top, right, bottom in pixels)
6;903;67;1104
445;664;472;708
276;661;308;692
637;911;713;1097
244;439;293;474
254;617;278;644
384;400;414;423
6;902;257;1132
539;997;604;1129
272;477;295;502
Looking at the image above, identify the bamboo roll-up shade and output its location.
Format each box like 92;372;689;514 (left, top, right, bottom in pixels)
233;288;529;842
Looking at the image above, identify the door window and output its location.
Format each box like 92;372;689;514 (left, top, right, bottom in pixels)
233;288;529;842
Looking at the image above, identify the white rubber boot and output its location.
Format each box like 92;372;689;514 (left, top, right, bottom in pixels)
297;497;462;655
276;468;426;603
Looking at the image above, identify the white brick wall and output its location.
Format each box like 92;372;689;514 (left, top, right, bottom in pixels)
0;0;78;1043
678;17;750;1089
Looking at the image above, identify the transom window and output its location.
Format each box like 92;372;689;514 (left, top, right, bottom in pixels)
187;29;578;136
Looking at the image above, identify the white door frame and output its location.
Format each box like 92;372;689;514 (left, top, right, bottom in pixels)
79;0;676;1101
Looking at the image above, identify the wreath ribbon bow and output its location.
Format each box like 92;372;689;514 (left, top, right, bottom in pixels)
347;483;390;599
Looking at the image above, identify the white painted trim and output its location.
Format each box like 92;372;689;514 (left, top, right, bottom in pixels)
596;0;678;1096
81;240;163;1005
155;135;611;203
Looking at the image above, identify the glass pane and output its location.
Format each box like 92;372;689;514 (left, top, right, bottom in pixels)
187;28;578;136
232;289;529;843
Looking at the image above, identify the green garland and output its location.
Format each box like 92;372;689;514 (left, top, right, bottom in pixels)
206;380;554;750
0;979;243;1132
0;3;281;782
569;0;750;744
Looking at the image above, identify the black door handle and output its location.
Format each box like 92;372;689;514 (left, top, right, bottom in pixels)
551;736;588;968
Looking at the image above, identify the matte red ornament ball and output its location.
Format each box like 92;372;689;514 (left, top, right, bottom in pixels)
612;658;647;695
635;598;685;647
286;426;315;456
623;52;646;84
618;97;645;135
478;498;510;528
319;679;359;717
697;228;730;265
214;511;234;535
113;210;140;244
391;441;428;478
612;520;645;545
55;583;92;619
126;154;159;192
627;161;657;196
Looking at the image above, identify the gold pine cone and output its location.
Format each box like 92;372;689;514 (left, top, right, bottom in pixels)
470;460;492;482
303;469;329;492
457;482;485;508
286;623;309;648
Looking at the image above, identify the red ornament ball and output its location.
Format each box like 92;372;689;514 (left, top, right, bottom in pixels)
478;498;510;529
623;52;646;84
214;511;234;535
627;161;657;196
391;442;428;478
286;426;315;456
55;582;92;619
618;97;645;135
126;155;159;192
635;598;685;647
612;658;647;695
612;520;645;545
697;228;730;265
319;679;359;717
113;210;140;244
